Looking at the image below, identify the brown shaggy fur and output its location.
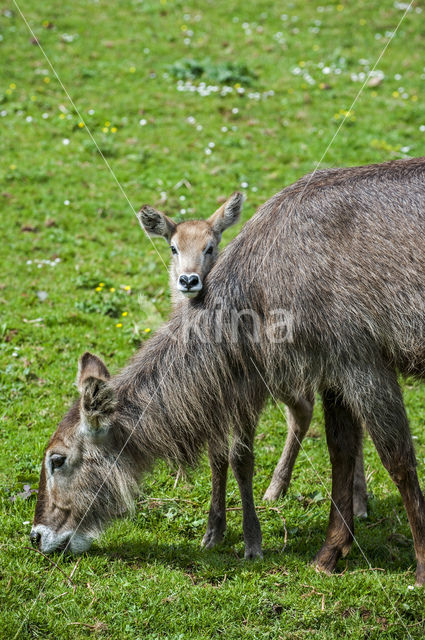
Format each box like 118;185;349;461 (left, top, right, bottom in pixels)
33;157;425;583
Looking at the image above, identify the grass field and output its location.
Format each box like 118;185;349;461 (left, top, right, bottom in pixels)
1;0;425;637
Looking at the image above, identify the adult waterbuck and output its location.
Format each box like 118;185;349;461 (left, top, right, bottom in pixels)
32;157;425;584
138;191;369;515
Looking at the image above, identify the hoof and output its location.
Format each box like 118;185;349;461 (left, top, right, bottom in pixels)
263;481;288;502
201;528;225;550
353;495;368;519
415;563;425;587
244;546;263;560
312;545;343;575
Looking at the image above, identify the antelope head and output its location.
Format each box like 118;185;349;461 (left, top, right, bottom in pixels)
137;192;243;300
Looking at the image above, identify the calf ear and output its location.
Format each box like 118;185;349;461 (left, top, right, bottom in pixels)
137;205;177;242
77;353;117;434
208;192;244;236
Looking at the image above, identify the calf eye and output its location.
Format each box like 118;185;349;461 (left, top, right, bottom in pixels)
205;246;213;255
50;454;66;471
170;246;178;255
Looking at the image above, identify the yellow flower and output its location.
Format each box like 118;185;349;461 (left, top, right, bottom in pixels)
122;311;128;317
116;323;123;328
313;44;319;51
10;83;16;89
144;328;151;333
99;282;105;287
392;91;399;98
359;18;366;25
59;113;65;119
337;4;344;11
102;127;109;133
43;77;50;84
95;286;102;292
298;61;305;67
31;95;37;101
111;126;117;133
10;164;16;170
78;122;85;128
6;89;11;95
181;24;187;31
109;287;115;292
124;285;131;291
411;95;418;102
129;66;136;73
105;121;111;127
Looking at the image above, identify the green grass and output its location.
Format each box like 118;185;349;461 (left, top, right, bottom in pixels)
1;0;425;637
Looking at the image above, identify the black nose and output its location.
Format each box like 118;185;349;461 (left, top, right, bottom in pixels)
30;530;41;547
179;274;189;288
187;275;199;289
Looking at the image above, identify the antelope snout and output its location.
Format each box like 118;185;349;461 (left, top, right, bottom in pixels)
177;273;203;296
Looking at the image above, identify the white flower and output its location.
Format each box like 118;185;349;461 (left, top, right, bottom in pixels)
26;116;33;122
232;107;239;114
139;119;147;126
88;108;95;115
241;181;248;188
64;200;70;205
62;138;70;145
208;142;215;148
205;148;212;155
42;113;49;119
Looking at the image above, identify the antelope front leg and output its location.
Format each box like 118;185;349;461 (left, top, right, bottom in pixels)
230;431;262;559
201;442;228;549
263;395;314;501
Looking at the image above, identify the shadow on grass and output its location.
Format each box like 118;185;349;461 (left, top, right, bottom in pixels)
82;493;416;581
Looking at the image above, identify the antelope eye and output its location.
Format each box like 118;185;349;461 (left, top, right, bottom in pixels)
50;454;66;471
205;246;213;255
170;246;178;255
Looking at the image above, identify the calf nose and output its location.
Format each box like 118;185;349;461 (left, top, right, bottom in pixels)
30;530;41;547
187;275;199;289
179;274;189;288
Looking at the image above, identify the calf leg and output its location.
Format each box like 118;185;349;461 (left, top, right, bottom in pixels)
230;429;262;559
202;442;228;549
313;390;361;574
263;395;314;501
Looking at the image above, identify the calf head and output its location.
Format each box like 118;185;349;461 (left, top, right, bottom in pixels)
30;353;137;554
138;192;243;299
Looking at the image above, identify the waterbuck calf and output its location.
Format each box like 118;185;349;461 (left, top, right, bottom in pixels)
32;157;425;584
138;192;368;516
137;192;243;305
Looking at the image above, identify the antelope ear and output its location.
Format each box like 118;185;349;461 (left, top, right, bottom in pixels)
77;353;116;434
208;192;244;235
137;205;177;242
77;352;110;393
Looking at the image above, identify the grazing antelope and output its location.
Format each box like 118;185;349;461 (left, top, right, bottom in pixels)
137;192;243;305
32;157;425;585
138;192;368;516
